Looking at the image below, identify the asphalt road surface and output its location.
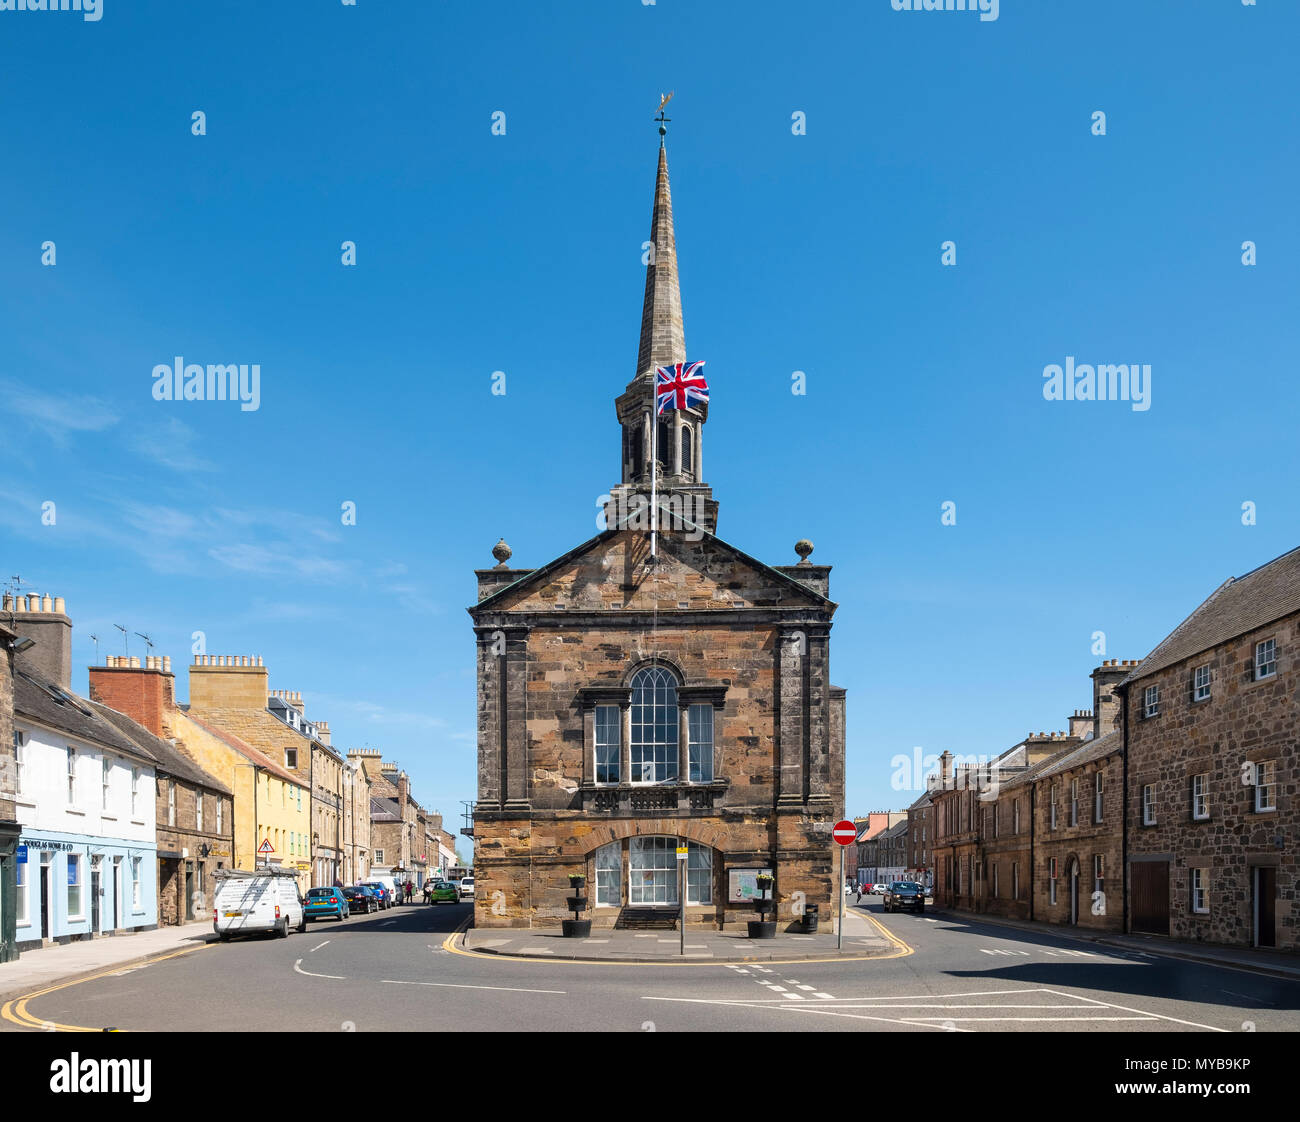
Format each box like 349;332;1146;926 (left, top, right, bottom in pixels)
4;899;1296;1033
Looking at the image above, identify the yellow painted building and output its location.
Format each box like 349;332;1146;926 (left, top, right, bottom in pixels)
168;710;312;890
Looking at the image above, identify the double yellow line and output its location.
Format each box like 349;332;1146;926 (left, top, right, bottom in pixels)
1;944;212;1032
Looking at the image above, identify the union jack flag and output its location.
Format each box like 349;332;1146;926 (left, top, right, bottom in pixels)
655;361;708;414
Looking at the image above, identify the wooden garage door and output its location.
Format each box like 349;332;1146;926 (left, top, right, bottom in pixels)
1131;861;1169;935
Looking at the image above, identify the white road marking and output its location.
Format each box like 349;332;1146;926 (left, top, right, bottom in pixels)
293;958;344;980
1037;987;1229;1033
812;993;835;1000
310;941;330;953
781;993;805;1000
380;980;565;995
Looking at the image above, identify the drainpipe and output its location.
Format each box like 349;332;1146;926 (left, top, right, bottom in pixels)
1028;782;1036;923
1117;681;1130;935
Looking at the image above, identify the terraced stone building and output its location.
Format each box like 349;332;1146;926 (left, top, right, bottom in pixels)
467;133;847;930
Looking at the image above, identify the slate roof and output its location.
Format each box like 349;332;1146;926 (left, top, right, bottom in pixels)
89;702;231;795
14;668;157;763
1120;545;1300;685
370;796;401;822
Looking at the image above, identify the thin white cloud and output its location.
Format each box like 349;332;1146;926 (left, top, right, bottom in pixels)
130;416;215;472
0;377;119;442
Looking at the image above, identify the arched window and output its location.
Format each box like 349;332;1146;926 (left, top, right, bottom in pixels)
680;424;693;475
630;666;679;783
656;418;672;471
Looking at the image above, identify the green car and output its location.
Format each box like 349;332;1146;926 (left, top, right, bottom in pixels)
429;880;459;904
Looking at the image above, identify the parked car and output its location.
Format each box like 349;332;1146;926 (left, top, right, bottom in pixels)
458;875;475;900
429;880;458;904
363;882;394;909
883;881;926;913
343;885;379;914
304;886;350;922
213;869;306;940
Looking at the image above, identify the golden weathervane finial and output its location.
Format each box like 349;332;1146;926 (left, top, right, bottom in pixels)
655;91;674;142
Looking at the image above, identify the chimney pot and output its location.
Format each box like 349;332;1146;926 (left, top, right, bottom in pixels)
1;593;10;610
129;656;140;668
41;594;53;612
54;596;65;614
163;655;171;673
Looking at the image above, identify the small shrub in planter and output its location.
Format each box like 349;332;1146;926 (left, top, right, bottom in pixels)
568;874;586;889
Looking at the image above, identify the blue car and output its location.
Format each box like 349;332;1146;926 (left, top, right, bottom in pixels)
304;886;350;922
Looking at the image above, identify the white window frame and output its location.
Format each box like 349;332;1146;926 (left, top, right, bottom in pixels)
629;667;679;785
1193;664;1211;701
66;747;77;804
1094;772;1104;823
374;849;384;864
168;781;176;826
628;835;677;905
594;704;620;785
132;857;142;908
1192;774;1209;820
286;747;298;770
196;789;203;832
67;854;83;919
1191;868;1209;914
102;757;111;810
1255;638;1277;680
130;767;140;818
216;797;223;834
687;703;713;784
594;841;621;907
1144;684;1160;718
16;847;28;926
1254;761;1276;812
686;842;712;905
1013;800;1020;835
1093;854;1104;894
1050;788;1058;830
1142;784;1156;825
1069;779;1079;826
1048;858;1058;906
13;730;25;797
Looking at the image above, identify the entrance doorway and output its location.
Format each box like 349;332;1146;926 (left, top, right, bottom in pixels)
113;858;122;929
91;858;102;933
1131;860;1170;935
40;854;52;940
185;861;196;920
1068;859;1079;925
1253;867;1277;948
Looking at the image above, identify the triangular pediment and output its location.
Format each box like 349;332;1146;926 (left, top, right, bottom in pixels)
472;528;833;616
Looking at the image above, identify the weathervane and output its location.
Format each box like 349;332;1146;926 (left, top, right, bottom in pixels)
655;91;673;142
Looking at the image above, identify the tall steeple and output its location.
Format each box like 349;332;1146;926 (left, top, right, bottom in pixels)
611;117;717;535
634;142;686;381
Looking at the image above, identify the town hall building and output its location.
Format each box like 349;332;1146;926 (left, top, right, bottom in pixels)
468;128;847;930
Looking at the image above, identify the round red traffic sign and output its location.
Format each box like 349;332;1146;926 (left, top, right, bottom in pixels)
832;820;857;845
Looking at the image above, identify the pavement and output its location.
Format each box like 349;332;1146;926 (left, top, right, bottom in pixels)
0;921;215;1004
923;905;1300;981
460;901;901;962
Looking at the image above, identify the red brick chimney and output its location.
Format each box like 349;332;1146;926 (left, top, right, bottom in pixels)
88;654;176;737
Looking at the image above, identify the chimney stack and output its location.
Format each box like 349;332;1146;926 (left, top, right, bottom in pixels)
1068;709;1094;740
8;592;73;689
1091;661;1132;738
189;654;270;712
88;651;176;738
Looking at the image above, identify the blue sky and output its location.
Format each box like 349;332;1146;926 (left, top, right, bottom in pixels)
2;1;1297;845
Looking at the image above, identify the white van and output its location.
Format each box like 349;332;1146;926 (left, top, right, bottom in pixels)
213;868;306;941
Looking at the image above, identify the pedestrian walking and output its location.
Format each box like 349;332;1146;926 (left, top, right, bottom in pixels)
405;880;414;903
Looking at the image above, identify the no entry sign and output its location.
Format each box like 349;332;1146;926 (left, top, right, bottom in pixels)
832;820;857;846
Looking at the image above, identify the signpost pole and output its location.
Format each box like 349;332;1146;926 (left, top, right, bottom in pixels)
838;844;844;950
676;844;689;956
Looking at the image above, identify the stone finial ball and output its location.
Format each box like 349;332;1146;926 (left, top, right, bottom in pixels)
492;538;513;565
794;539;814;561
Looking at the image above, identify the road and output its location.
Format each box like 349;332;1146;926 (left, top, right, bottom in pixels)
4;898;1295;1033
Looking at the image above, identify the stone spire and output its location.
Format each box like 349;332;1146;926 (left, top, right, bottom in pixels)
634;143;686;381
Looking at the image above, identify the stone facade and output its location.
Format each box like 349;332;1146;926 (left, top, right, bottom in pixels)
0;622;19;961
1122;550;1300;952
469;137;846;931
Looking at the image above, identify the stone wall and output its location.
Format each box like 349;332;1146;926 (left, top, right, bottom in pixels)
1126;613;1299;951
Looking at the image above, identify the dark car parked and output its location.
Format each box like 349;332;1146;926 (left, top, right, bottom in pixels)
343;885;379;914
883;881;925;913
362;882;393;909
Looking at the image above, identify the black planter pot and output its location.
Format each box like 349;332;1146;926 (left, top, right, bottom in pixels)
568;877;586;890
747;920;777;940
562;919;592;938
565;896;587;912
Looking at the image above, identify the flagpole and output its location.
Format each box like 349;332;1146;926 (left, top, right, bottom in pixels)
650;388;658;560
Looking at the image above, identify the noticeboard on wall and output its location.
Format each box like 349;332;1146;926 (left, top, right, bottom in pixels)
727;867;774;903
